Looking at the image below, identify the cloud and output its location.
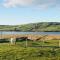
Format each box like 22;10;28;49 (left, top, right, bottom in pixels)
3;0;33;8
2;0;60;8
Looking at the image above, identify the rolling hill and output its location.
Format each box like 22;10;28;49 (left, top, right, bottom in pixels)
0;22;60;32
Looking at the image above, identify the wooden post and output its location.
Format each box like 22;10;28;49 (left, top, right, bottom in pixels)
26;38;28;47
59;40;60;47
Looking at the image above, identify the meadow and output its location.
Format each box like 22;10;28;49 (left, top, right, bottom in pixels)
0;39;60;60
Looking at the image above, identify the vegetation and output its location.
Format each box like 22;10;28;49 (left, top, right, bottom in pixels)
0;22;60;31
0;22;60;60
0;39;60;60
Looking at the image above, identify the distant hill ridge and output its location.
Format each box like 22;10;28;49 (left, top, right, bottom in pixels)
0;22;60;32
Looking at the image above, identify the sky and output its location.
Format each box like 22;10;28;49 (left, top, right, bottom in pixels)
0;0;60;25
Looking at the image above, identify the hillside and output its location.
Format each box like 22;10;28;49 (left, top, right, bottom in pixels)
0;22;60;32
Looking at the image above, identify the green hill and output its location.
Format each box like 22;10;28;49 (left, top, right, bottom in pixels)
0;22;60;32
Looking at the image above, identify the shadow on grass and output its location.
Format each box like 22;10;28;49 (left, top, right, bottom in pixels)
0;39;9;43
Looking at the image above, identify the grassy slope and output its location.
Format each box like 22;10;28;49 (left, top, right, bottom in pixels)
19;22;60;32
0;22;60;31
0;40;60;60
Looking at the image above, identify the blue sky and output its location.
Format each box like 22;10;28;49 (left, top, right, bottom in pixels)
0;0;60;25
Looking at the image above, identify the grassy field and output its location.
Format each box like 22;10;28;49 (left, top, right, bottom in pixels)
0;40;60;60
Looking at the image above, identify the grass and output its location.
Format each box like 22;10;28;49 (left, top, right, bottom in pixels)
16;39;59;47
0;40;60;60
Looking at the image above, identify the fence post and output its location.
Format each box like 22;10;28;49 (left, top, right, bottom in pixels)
59;40;60;47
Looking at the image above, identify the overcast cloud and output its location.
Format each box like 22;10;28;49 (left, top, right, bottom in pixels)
1;0;60;8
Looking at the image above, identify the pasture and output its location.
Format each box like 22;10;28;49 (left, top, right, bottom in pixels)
0;39;60;60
